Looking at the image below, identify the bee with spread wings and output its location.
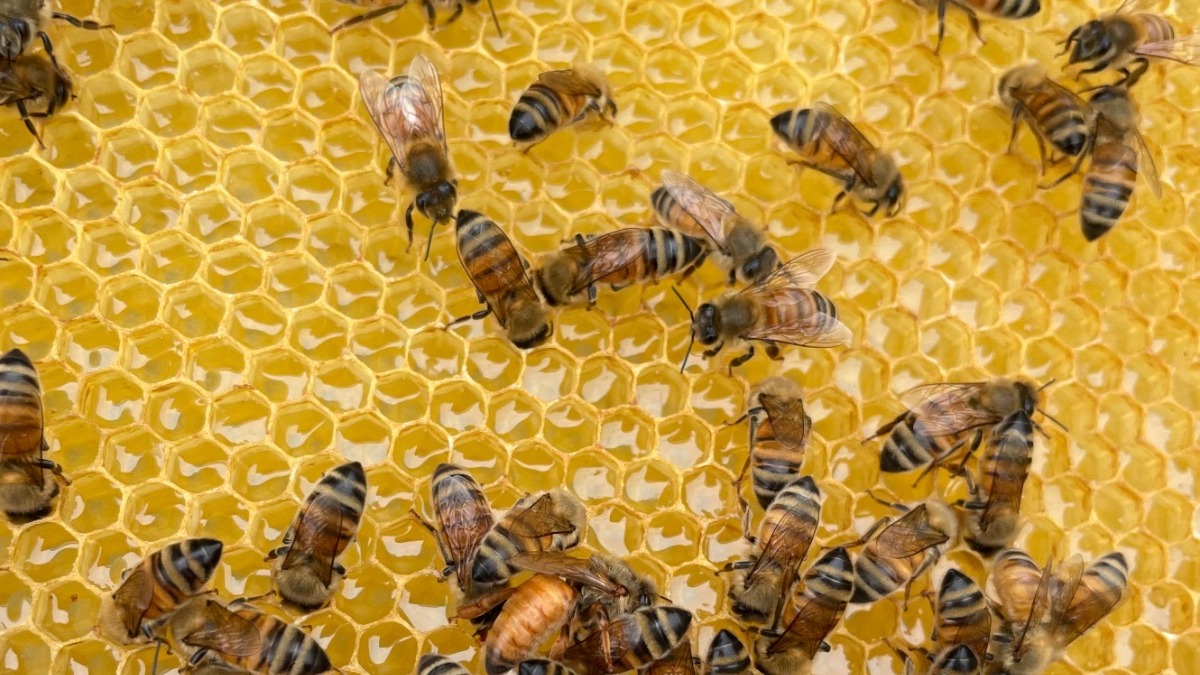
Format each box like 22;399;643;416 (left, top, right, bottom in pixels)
1063;0;1200;86
359;55;457;260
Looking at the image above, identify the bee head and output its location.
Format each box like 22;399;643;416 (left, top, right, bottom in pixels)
695;302;720;345
884;177;904;217
418;180;458;223
740;246;778;284
1068;21;1109;63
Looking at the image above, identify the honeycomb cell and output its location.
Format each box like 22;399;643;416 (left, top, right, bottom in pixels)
623;459;679;510
204;240;265;294
273;400;334;458
335;411;393;465
36;580;99;642
211;388;271;445
587;502;645;556
283;159;342;215
42;118;98;171
229;294;289;350
124;481;187;542
118;32;179;88
139;87;201;138
15;521;79;583
35;261;99;320
357;621;418;675
192;492;252;546
82;370;145;430
0;630;50;674
60;471;121;533
166;437;230;494
267;253;324;307
229;445;291;502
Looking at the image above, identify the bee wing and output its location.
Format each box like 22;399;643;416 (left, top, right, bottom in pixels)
767;594;842;660
111;568;155;636
896;383;999;438
358;56;447;175
1013;559;1054;661
746;499;818;582
184;602;264;658
1134;35;1200;66
0;70;39;105
875;505;951;558
660;170;738;251
564;614;637;669
281;493;344;586
509;551;624;594
506;493;578;538
1054;556;1125;645
651;641;698;675
569;232;648;294
760;394;812;450
1125;124;1163;198
738;299;853;349
536;68;604;97
812;102;883;187
742;249;836;296
454;585;517;620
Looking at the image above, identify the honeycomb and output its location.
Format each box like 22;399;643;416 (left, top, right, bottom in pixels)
0;0;1197;672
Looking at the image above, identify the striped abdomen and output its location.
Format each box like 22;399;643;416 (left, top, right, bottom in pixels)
650;186;710;240
785;547;853;659
977;415;1033;522
456;210;541;329
518;660;579;675
509;83;591;144
750;420;806;510
0;348;42;457
290;461;366;563
589;228;706;288
142;538;224;623
754;288;842;337
851;542;925;602
431;463;493;588
1134;13;1174;45
757;476;821;568
1020;85;1089;156
935;569;990;666
231;611;332;675
618;606;693;669
769;108;856;175
967;0;1039;18
707;629;751;674
1080;138;1137;241
471;493;580;589
879;417;942;472
485;575;577;675
419;654;470;675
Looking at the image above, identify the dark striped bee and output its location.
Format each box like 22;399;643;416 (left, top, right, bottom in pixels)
509;550;657;638
562;605;693;674
931;569;990;673
450;210;553;350
893;643;981;675
0;53;70;149
910;0;1040;53
415;463;494;601
754;547;854;675
470;490;587;593
509;65;617;149
771;103;904;217
726;476;821;630
359;55;456;259
706;629;752;674
518;659;580;675
534;227;707;307
0;347;67;522
0;0;111;61
418;653;470;675
674;248;851;374
330;0;501;36
997;64;1091;177
150;596;332;675
644;640;697;674
731;376;812;511
654;170;779;285
960;411;1035;554
267;461;367;611
848;495;959;605
1063;2;1199;85
96;538;224;645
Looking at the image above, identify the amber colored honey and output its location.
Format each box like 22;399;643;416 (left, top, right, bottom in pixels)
0;0;1197;673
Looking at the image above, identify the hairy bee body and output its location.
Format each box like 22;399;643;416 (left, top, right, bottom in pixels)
932;569;990;673
518;659;580;675
999;64;1090;161
964;411;1034;554
485;574;578;675
0;348;64;522
911;0;1040;52
563;605;693;673
1077;85;1153;242
754;547;854;675
471;490;587;591
1066;11;1175;78
429;463;494;597
740;377;812;510
707;629;752;674
509;65;616;147
418;653;470;675
850;500;958;603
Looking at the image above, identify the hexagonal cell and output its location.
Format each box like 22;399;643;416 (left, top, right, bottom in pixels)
100;127;159;181
335;411;394;466
273;400;334;458
0;630;51;673
145;381;208;441
203;241;265;294
35;580;99;642
35;261;99;320
166;437;230;494
249;348;311;403
58;318;120;373
228;294;289;350
352;317;407;376
187;335;248;394
229;445;292;502
244;200;304;253
118;32;179;89
81;370;145;430
391;424;451;479
211;388;272;445
163;281;225;337
138;86;201;138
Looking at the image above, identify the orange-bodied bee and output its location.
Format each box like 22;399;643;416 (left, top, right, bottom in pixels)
1063;1;1200;85
509;551;657;639
727;476;821;631
910;0;1040;53
754;547;854;675
848;494;959;605
674;248;851;374
562;605;693;674
0;348;68;522
483;573;579;675
535;227;707;307
961;411;1035;554
470;490;587;593
771;103;904;217
419;653;470;675
359;55;456;259
267;461;367;611
509;65;617;149
931;569;990;673
731;376;812;511
0;53;71;149
653;170;779;285
151;596;333;674
998;64;1091;175
331;0;501;36
450;210;553;350
96;538;224;645
415;463;494;599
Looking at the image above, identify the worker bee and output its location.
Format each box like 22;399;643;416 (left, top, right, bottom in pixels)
988;549;1050;628
643;641;697;675
150;596;332;675
0;347;68;523
534;227;708;307
509;65;617;150
754;547;854;675
848;495;959;605
95;538;224;645
330;0;502;36
869;378;1059;475
892;643;981;675
562;605;694;674
653;170;779;285
726;476;822;630
1063;2;1200;85
674;248;851;374
997;64;1091;177
471;489;587;593
415;463;494;600
418;653;470;675
909;0;1040;54
449;210;553;350
518;659;580;675
931;569;990;672
359;55;456;259
706;629;752;674
0;0;111;61
0;53;71;149
509;551;657;636
771;103;904;217
960;411;1035;554
267;461;367;611
731;376;812;511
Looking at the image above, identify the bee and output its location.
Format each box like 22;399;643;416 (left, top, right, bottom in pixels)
869;378;1059;475
449;209;553;350
471;489;587;593
267;461;367;611
653;170;779;285
997;64;1091;176
0;347;68;522
892;643;981;675
753;547;854;675
644;641;697;675
509;65;617;150
518;659;580;675
150;596;332;675
419;653;471;675
562;605;693;674
95;538;224;645
730;376;812;511
483;573;579;675
359;55;456;259
534;227;708;307
931;569;990;673
909;0;1040;54
848;495;959;605
726;476;821;630
509;551;657;636
330;0;502;36
960;411;1035;554
673;248;851;374
706;629;752;674
1063;2;1200;85
0;53;71;149
415;463;495;600
0;0;111;62
771;103;904;217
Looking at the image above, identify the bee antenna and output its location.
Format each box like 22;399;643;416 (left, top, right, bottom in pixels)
1037;408;1069;432
150;640;162;675
485;0;503;37
671;286;695;374
1036;378;1057;392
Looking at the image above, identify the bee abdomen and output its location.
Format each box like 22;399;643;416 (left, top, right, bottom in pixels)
418;654;470;675
850;553;903;602
707;629;751;673
650;228;706;277
155;538;223;599
880;421;935;472
806;547;855;602
628;606;692;665
472;529;521;586
751;453;803;510
1081;149;1136;241
263;620;332;674
979;0;1040;18
1141;14;1174;43
510;84;563;143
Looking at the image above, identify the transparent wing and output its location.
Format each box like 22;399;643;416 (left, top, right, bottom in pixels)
813;102;882;187
740;249;836;297
1055;555;1126;645
760;394;812;451
768;594;842;660
1133;35;1200;65
537;68;603;97
509;551;625;594
281;493;342;586
184;603;263;659
1127;126;1163;198
358;57;446;175
1013;560;1054;661
506;494;577;538
898;383;998;437
570;231;648;293
112;568;155;636
405;54;447;145
740;303;853;349
875;505;950;558
660;170;738;250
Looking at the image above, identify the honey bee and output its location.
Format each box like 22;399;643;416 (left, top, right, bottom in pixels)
267;461;367;611
471;489;587;593
653;170;779;285
726;476;822;630
893;643;981;675
988;549;1050;628
509;65;617;150
0;347;68;522
848;495;959;605
674;248;851;374
95;538;224;645
534;227;708;307
449;210;553;350
771;103;904;217
731;376;812;511
418;653;470;675
869;378;1059;475
1063;1;1200;85
909;0;1040;54
330;0;502;36
0;0;111;61
359;55;456;260
997;64;1091;175
932;569;991;673
150;596;332;674
754;547;854;675
415;463;495;599
562;605;694;674
0;53;70;149
518;659;580;675
960;411;1035;554
509;550;658;636
644;641;697;675
706;629;752;674
483;573;579;675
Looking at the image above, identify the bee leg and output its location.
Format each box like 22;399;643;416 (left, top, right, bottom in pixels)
586;284;598;306
51;13;114;31
866;489;910;513
440;1;465;30
410;508;455;572
404;202;417;252
37;32;61;71
384;158;399;186
1058;27;1080;57
444;308;491;330
963;8;983;46
423;0;439;31
423;219;441;261
727;346;755;375
862;200;882;217
720;559;756;573
329;2;412;33
1122;58;1149;87
702;342;723;358
14;99;44;149
830;515;892;551
31;458;65;476
933;0;946;54
765;343;782;361
902;553;940;611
